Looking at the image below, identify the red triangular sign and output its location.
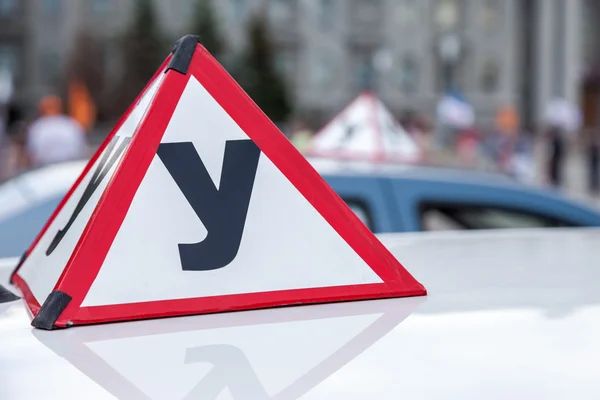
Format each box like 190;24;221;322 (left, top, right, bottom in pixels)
12;36;426;330
308;92;421;162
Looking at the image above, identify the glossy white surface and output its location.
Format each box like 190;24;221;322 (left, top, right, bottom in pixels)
2;228;600;399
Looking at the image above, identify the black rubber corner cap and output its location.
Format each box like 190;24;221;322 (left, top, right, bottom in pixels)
0;284;19;303
167;35;201;75
31;290;72;330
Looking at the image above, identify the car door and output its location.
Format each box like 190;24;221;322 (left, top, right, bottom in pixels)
390;178;600;232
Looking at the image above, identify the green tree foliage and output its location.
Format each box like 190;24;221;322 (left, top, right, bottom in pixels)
239;15;291;124
118;0;165;109
190;0;224;59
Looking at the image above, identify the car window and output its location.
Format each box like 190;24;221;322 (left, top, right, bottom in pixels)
422;208;467;231
0;195;63;258
421;204;578;231
343;199;374;231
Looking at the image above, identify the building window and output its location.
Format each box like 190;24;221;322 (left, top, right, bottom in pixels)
0;0;15;17
103;44;120;78
312;54;335;88
42;52;61;84
435;33;463;91
318;0;334;29
274;49;295;79
353;0;382;24
397;55;419;93
434;0;461;31
269;0;294;24
181;0;194;16
395;0;419;29
479;59;499;93
0;46;17;75
352;49;375;90
43;0;61;15
91;0;110;13
230;0;246;21
479;0;501;30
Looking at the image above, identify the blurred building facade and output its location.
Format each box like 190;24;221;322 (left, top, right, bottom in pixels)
0;0;28;107
581;0;600;130
0;0;129;117
0;0;594;129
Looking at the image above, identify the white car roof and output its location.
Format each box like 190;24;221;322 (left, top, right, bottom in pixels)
0;161;86;221
1;229;600;399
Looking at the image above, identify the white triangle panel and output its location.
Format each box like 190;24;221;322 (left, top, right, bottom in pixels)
310;93;420;161
311;95;378;155
83;77;381;307
18;73;165;304
83;312;382;399
374;99;420;158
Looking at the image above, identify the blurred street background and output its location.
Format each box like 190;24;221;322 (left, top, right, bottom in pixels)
0;0;599;205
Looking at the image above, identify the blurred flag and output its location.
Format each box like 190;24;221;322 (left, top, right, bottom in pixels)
545;97;582;134
436;91;475;129
68;79;96;132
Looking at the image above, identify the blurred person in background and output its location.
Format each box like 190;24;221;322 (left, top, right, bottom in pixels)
0;103;7;178
2;121;29;179
25;95;88;169
0;70;12;179
546;122;565;187
0;103;27;179
484;105;534;182
490;105;519;168
456;124;482;168
507;125;536;184
544;97;582;188
589;127;600;195
435;89;475;162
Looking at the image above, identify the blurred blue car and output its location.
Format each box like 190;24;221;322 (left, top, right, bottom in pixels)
1;159;600;258
314;159;600;233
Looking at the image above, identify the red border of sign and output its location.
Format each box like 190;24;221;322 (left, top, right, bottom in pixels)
12;58;171;316
12;273;40;316
11;57;171;288
16;44;426;328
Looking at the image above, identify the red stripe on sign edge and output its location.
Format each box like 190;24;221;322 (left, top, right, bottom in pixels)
11;57;172;285
188;47;424;290
12;273;41;317
60;282;424;327
51;68;189;326
28;42;425;328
